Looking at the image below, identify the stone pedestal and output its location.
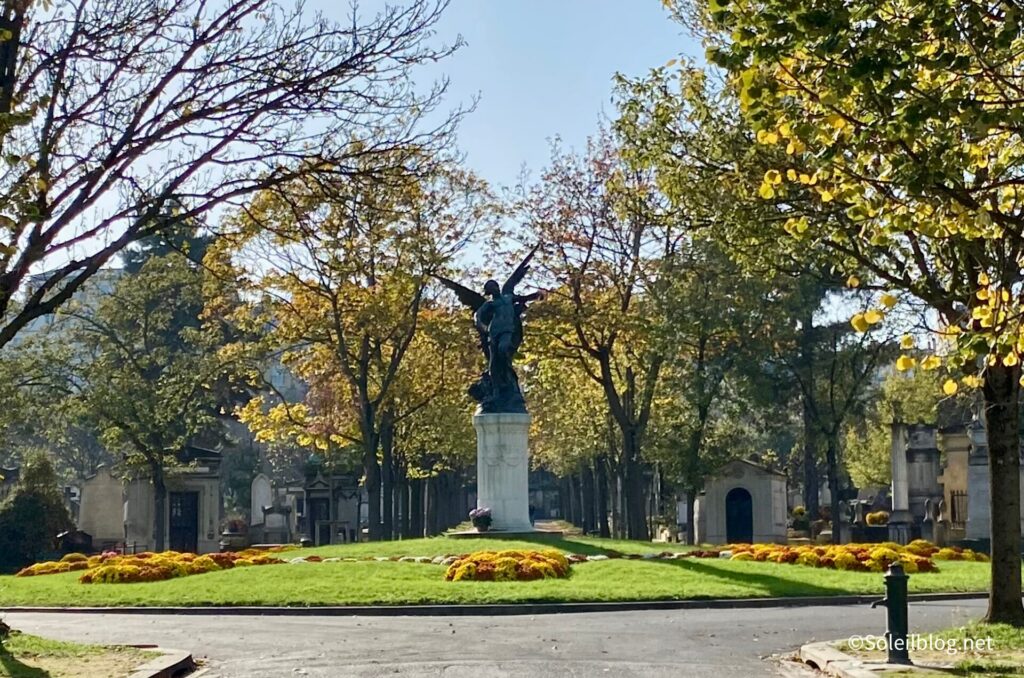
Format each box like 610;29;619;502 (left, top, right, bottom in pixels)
473;413;532;532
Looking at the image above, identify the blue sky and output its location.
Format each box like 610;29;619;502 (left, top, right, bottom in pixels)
312;0;700;191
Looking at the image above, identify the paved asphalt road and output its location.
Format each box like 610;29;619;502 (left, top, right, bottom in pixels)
5;599;987;677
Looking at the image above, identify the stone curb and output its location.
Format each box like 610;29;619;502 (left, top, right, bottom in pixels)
800;641;937;678
128;647;195;678
800;642;880;678
2;591;986;617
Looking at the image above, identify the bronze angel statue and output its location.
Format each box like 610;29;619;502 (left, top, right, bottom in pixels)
434;244;544;414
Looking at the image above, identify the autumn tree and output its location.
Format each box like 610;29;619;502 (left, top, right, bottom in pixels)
220;157;490;540
527;348;612;535
648;0;1024;623
518;131;678;539
0;0;460;349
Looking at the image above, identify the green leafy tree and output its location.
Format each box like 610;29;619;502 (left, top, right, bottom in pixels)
679;0;1024;624
0;451;71;571
656;239;773;543
626;0;1024;623
54;253;233;551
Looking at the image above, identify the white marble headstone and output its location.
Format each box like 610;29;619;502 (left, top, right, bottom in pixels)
250;473;272;526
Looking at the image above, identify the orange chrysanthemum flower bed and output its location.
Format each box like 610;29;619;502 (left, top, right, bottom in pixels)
16;548;289;584
444;549;571;582
724;540;986;573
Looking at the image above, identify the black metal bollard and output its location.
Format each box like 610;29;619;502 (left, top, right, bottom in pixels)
870;562;911;665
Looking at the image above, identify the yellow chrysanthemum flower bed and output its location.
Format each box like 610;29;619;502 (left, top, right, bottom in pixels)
725;539;988;573
16;548;287;584
444;549;571;582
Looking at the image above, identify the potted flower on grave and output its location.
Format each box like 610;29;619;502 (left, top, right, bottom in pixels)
469;507;492;532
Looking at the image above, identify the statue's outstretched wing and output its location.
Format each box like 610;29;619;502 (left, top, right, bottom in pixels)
433;274;490;360
433;275;486;312
502;243;540;295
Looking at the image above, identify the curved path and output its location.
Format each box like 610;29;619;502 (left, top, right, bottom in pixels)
5;599;986;677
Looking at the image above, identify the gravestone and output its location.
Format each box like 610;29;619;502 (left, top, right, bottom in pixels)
965;417;991;541
262;503;292;544
888;422;913;544
250;473;272;527
77;466;125;549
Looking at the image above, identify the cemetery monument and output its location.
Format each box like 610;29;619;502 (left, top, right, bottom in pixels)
435;244;544;532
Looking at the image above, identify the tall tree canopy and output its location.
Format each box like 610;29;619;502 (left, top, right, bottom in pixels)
642;0;1024;624
0;0;460;348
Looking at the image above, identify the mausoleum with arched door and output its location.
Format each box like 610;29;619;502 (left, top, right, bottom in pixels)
694;459;788;545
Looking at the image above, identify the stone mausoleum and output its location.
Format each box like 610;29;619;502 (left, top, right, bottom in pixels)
695;458;788;545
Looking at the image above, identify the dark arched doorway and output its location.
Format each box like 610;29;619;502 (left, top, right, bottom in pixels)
725;487;753;543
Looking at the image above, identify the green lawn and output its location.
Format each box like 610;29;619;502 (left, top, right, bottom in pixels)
0;631;155;677
0;536;995;608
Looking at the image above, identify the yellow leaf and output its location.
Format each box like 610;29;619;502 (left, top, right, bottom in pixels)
942;379;958;396
786;168;798;181
1005;352;1020;367
896;355;916;372
978;272;990;286
864;309;884;324
765;169;782;185
850;314;869;333
900;334;915;350
847;275;860;288
820;189;835;202
799;173;812;184
665;58;678;68
758;182;776;199
963;375;983;388
880;293;897;308
921;355;941;371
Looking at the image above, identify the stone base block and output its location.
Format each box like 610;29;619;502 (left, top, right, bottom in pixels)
473;413;532;532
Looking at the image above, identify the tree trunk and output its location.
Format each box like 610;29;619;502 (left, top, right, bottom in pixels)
559;476;571;522
152;464;166;552
611;465;624;538
365;454;382;541
450;473;462;532
595;455;611;538
800;309;819;521
567;474;579;527
380;415;395;541
424;476;437;536
581;464;596;534
825;433;842;545
803;398;819;521
410;477;424;537
622;430;648;540
686;488;698;545
982;362;1024;625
